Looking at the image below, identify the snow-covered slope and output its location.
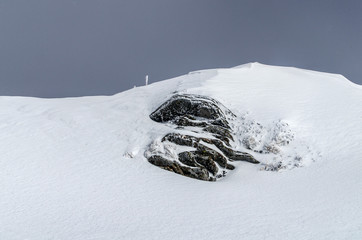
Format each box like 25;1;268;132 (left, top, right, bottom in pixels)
0;63;361;239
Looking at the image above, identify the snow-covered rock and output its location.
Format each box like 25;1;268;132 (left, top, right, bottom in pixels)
145;94;258;181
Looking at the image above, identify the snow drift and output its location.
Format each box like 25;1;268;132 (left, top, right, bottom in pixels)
0;63;361;239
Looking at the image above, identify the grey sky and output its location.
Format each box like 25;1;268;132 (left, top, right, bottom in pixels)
0;0;361;97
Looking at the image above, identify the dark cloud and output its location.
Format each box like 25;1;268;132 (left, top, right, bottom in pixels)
0;0;361;97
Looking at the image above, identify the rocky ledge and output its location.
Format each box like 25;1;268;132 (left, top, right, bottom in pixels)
145;94;259;181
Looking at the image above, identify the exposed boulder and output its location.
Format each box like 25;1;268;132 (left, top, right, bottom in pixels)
145;94;259;181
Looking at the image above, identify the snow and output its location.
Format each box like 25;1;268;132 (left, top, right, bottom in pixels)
0;63;361;239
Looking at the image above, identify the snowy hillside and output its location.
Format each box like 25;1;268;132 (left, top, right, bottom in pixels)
0;63;361;239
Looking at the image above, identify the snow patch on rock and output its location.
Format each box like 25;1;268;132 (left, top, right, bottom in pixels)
232;112;320;171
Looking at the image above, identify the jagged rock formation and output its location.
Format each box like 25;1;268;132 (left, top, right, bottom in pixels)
145;94;259;181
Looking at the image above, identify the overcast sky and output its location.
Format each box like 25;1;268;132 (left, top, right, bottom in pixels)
0;0;361;97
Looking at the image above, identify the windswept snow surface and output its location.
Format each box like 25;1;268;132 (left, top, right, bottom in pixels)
0;63;361;239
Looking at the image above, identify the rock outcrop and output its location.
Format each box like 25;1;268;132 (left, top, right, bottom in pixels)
145;94;259;181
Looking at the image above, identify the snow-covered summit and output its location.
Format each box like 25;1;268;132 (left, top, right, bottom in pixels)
0;63;361;239
232;61;260;68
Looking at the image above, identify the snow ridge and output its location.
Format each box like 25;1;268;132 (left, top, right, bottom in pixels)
0;63;361;240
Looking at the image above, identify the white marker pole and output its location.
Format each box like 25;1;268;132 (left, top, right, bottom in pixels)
145;75;149;86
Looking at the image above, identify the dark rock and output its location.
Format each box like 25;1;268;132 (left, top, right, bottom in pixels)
148;155;213;181
203;125;234;144
203;125;233;140
150;94;229;123
210;119;231;129
226;163;235;170
163;133;258;164
195;143;228;168
162;133;196;147
173;116;207;128
179;151;219;176
210;139;259;164
146;94;259;181
194;155;219;176
178;151;198;167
